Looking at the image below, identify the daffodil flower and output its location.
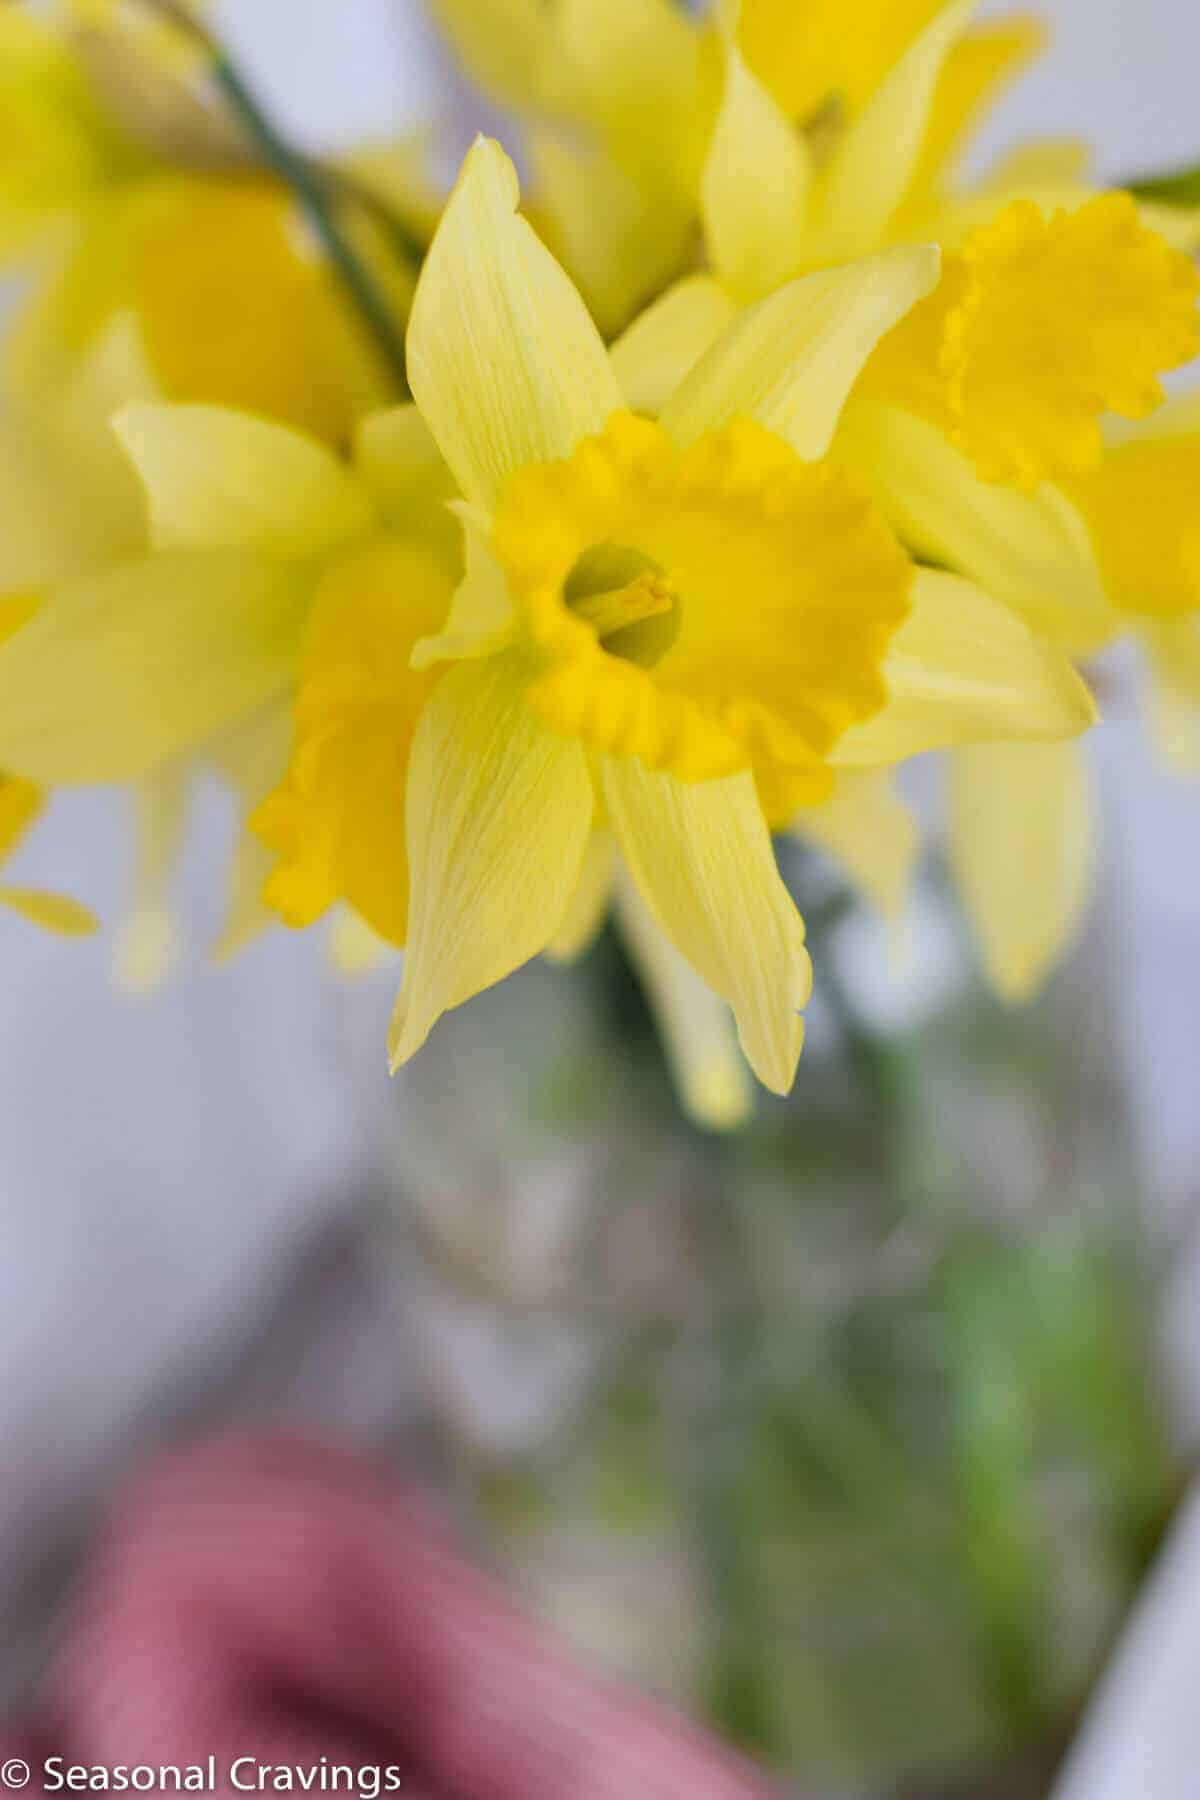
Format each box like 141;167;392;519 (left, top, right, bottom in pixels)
0;399;460;962
424;0;718;334
1069;392;1200;779
621;0;1200;501
910;383;1200;1000
625;0;1199;1003
0;5;407;441
714;0;1200;277
835;369;1200;1001
448;0;1196;342
0;6;426;961
373;137;1091;1104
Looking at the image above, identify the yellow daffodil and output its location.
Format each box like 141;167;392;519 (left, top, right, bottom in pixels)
303;136;1089;1107
648;0;1200;494
1067;392;1200;779
1071;403;1200;627
0;6;422;957
836;344;1200;999
425;0;719;334
720;0;1199;274
634;0;1200;1003
0;5;408;441
0;399;460;962
0;0;1168;1112
850;238;1196;992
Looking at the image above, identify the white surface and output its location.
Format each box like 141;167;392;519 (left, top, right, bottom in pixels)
1053;1482;1200;1800
216;0;442;146
974;0;1200;177
0;0;422;1630
0;785;360;1621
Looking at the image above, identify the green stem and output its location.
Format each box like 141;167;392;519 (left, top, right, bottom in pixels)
1126;160;1200;207
138;0;411;392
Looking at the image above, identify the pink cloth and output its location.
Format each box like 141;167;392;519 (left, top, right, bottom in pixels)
1;1437;778;1799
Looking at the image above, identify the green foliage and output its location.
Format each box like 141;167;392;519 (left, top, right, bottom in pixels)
1129;162;1200;207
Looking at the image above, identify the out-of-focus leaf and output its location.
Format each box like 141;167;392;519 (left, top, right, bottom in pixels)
1128;161;1200;206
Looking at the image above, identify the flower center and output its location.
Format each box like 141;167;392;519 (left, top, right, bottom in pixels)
563;542;679;666
491;411;912;808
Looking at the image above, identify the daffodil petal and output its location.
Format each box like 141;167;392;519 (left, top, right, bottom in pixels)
616;869;752;1130
833;569;1096;765
0;425;109;591
609;275;740;417
210;701;293;964
0;552;310;785
529;126;695;340
352;404;457;545
702;40;811;301
423;0;549;113
555;0;710;200
255;539;452;948
406;137;622;509
837;400;1117;652
1065;431;1200;620
0;10;117;257
737;0;964;126
660;247;940;460
0;317;151;590
0;769;42;861
212;830;277;963
818;0;974;257
950;739;1093;1000
909;16;1046;197
981;140;1092;191
793;769;919;917
1138;201;1200;254
127;174;401;443
0;886;99;935
545;828;616;963
114;404;372;557
209;696;293;809
388;652;594;1067
327;908;394;976
602;757;810;1096
0;596;39;644
1142;617;1200;775
411;507;516;670
114;762;190;993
